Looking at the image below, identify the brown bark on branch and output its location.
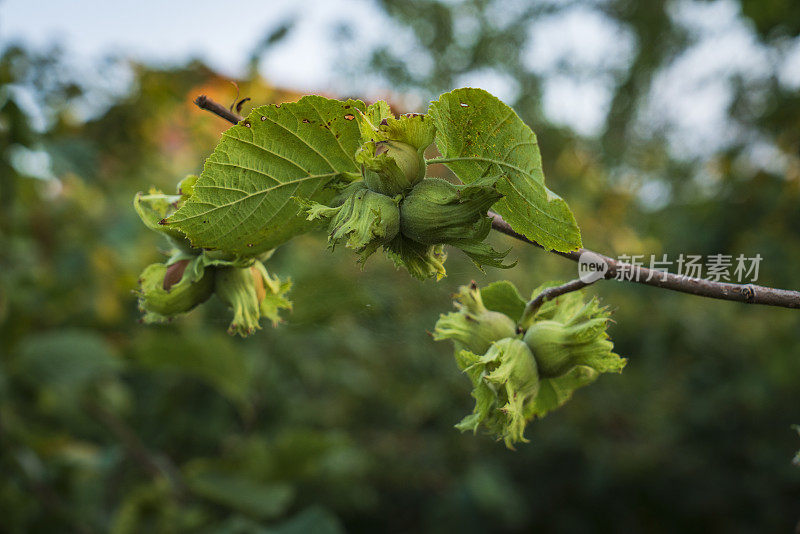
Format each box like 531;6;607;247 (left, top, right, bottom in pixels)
520;278;596;327
489;211;800;309
194;94;244;125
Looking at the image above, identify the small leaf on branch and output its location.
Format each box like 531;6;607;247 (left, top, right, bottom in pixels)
134;189;185;241
479;280;527;322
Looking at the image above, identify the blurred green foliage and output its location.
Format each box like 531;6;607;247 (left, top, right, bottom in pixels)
2;0;800;531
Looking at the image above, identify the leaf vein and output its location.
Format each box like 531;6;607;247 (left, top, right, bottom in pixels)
172;173;338;223
221;134;309;175
254;113;337;171
305;99;354;165
205;161;281;187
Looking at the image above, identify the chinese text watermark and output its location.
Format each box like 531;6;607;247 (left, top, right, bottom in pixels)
578;253;762;284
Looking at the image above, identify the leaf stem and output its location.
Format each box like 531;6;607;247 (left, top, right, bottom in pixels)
193;94;800;310
426;157;465;165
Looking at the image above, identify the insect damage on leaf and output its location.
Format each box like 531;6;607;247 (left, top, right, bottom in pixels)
428;88;582;253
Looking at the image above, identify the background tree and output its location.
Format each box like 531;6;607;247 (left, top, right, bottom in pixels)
1;0;800;531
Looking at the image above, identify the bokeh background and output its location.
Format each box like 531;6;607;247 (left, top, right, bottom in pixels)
2;0;800;532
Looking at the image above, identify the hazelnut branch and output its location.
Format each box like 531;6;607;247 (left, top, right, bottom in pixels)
489;211;800;309
519;278;596;328
192;94;800;310
194;94;244;125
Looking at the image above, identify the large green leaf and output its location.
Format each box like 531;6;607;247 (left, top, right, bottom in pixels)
130;331;251;406
185;466;294;520
165;96;366;255
265;507;344;534
13;329;123;413
14;329;122;392
428;88;581;252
